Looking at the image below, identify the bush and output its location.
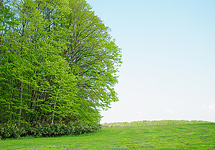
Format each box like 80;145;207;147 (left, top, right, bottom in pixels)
0;124;23;139
0;122;101;139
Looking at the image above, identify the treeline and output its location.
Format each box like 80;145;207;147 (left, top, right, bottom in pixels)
0;0;122;137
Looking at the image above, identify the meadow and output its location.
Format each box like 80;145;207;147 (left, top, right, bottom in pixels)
1;120;215;149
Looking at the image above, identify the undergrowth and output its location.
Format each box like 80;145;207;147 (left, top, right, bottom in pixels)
0;122;101;139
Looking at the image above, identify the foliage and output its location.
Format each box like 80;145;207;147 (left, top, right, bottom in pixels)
0;122;101;139
0;121;214;149
0;0;121;138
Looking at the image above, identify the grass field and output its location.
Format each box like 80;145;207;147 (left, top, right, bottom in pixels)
1;120;215;149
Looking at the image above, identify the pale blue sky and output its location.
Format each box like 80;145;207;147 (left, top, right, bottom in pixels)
86;0;215;123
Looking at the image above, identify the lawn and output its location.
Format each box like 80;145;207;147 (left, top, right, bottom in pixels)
1;120;215;149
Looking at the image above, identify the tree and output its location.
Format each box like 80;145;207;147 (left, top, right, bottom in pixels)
0;0;19;124
61;0;122;123
0;0;122;136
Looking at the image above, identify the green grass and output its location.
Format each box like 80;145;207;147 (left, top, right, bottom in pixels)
1;120;215;149
102;120;211;127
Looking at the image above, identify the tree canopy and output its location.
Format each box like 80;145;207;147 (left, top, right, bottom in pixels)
0;0;122;135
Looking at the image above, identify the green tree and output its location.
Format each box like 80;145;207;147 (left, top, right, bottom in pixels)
0;0;19;124
62;0;122;123
0;0;122;135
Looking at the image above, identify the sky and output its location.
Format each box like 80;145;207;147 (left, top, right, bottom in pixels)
86;0;215;123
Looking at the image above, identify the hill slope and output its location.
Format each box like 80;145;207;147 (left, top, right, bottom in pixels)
1;120;215;149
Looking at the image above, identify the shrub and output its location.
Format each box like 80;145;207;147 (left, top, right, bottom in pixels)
0;124;22;139
0;122;101;139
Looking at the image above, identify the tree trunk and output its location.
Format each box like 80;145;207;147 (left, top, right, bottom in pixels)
18;81;23;126
51;83;61;125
